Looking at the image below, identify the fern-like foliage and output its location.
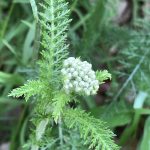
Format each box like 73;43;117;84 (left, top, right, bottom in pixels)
38;0;71;80
52;91;71;122
9;80;48;101
9;0;71;104
96;70;112;84
64;108;119;150
116;26;150;100
9;0;119;149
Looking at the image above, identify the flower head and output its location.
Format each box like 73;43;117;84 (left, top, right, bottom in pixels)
61;57;99;95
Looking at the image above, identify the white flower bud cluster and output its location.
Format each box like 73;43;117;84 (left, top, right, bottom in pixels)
61;57;99;95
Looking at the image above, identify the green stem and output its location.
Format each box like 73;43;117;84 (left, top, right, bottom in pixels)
1;3;15;39
133;0;138;23
32;22;41;66
49;0;55;69
10;104;28;150
119;112;141;145
70;0;78;12
58;116;63;146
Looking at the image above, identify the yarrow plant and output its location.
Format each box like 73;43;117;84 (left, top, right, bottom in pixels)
61;57;99;95
9;0;119;149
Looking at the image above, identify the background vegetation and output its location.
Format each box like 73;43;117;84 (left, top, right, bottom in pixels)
0;0;150;149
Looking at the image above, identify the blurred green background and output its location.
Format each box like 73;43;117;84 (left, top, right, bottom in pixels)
0;0;150;149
